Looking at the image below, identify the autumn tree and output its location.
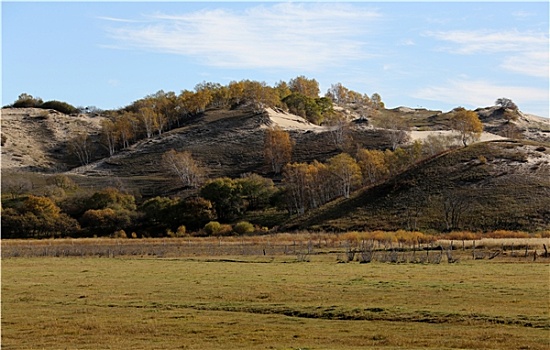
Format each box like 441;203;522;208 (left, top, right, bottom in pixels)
306;160;335;208
236;173;277;211
450;108;483;146
1;195;80;238
115;112;136;149
288;75;320;98
326;153;362;198
162;149;205;188
100;119;119;156
326;83;350;104
264;126;293;174
275;80;292;101
68;133;93;166
370;93;384;109
282;162;311;215
138;106;157;138
356;149;388;185
78;188;138;236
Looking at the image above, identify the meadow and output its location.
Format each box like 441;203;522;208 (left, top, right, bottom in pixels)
2;236;549;349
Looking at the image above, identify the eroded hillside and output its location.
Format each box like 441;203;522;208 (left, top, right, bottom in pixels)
283;140;550;232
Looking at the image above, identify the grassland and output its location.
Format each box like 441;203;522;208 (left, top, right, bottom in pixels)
2;237;549;349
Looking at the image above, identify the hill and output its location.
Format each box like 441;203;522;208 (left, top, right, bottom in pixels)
283;139;550;232
2;103;549;233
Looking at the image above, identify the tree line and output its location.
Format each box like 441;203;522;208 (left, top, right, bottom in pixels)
43;76;385;165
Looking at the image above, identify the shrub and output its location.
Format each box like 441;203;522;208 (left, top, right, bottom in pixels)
233;221;255;235
112;230;127;239
478;155;487;164
176;225;187;237
218;224;234;236
204;221;222;235
39;100;78;115
485;230;530;239
12;93;43;108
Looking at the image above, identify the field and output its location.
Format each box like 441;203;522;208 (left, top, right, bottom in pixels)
2;237;549;349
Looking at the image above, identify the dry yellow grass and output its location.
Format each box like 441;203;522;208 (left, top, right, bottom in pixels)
2;252;549;349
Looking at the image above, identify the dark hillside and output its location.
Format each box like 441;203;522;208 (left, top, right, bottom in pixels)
69;107;392;197
283;140;550;232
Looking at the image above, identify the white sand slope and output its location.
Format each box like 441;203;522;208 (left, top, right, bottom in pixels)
409;130;506;143
263;108;325;132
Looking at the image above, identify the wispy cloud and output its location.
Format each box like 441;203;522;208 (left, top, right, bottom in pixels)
426;29;549;78
101;3;381;70
413;79;549;110
97;16;142;24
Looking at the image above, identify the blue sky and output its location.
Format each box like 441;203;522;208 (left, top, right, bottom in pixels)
2;1;549;117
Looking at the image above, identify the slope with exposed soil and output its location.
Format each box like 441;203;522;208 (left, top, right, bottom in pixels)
283;140;550;232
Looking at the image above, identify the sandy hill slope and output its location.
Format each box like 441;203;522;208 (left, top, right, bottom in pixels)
1;108;104;172
2;105;548;200
283;140;550;232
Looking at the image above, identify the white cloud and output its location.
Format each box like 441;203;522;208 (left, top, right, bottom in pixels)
413;79;549;110
425;29;549;78
500;51;549;78
101;3;381;70
426;30;547;54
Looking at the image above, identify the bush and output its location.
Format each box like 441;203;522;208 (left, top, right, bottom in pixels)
112;230;127;239
233;221;255;235
218;224;234;236
204;221;222;235
39;100;78;115
12;93;43;108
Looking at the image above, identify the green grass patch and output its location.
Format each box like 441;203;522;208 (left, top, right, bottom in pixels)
2;256;549;349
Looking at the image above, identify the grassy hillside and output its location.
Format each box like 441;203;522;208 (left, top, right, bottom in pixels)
283;140;550;232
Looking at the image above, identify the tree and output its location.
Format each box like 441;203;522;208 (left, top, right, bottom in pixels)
100;119;119;156
138;106;157;138
379;116;410;150
236;173;277;211
356;149;388;185
68;133;93;166
370;93;384;109
1;195;80;238
115;112;136;149
450;108;483;146
86;187;137;211
264;126;293;174
282;93;331;124
326;114;351;150
140;196;178;229
162;149;205;188
495;97;518;110
275;80;292;101
282;162;311;215
200;178;244;221
326;153;362;198
288;75;320;98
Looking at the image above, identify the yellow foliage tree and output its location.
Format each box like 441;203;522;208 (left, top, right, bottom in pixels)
264;126;293;174
327;153;362;198
356;149;388;184
451;108;483;146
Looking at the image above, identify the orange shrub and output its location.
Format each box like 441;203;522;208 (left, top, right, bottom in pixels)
485;230;530;239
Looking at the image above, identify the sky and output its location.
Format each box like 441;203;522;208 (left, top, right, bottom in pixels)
2;1;549;117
